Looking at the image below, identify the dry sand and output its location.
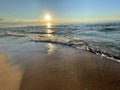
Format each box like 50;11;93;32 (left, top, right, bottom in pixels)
0;44;120;90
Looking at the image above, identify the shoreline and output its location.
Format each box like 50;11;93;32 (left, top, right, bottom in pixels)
0;42;120;90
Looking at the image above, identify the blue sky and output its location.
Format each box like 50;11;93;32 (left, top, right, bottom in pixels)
0;0;120;23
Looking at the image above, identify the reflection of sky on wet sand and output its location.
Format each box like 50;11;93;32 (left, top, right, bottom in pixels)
46;43;57;55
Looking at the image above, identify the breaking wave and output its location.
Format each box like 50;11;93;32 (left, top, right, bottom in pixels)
1;22;120;62
28;35;120;62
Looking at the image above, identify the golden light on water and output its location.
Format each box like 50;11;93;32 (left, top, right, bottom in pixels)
47;29;53;34
46;22;53;33
45;14;51;21
46;22;51;28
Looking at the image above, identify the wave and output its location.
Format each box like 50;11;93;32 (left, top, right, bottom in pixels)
27;34;120;63
2;25;120;63
5;31;27;37
85;23;120;32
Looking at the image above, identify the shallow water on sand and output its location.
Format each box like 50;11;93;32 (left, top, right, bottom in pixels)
0;21;120;62
0;22;120;90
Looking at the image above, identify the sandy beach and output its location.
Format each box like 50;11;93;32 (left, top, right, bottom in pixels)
0;41;120;90
0;0;120;90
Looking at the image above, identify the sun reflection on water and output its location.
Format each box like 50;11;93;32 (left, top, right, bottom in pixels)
46;29;53;34
46;22;53;34
45;23;57;55
46;22;51;28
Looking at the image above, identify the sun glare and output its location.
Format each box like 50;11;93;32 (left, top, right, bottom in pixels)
45;14;51;21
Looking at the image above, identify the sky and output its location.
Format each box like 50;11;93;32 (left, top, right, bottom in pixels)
0;0;120;23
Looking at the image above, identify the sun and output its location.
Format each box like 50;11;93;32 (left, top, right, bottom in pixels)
45;14;51;21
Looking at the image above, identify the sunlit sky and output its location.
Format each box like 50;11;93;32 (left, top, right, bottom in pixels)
0;0;120;23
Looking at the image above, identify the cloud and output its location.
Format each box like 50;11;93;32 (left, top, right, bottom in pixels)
0;18;39;25
0;17;42;24
0;18;24;23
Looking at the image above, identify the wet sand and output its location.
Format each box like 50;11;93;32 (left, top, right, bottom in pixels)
0;43;120;90
0;53;22;90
